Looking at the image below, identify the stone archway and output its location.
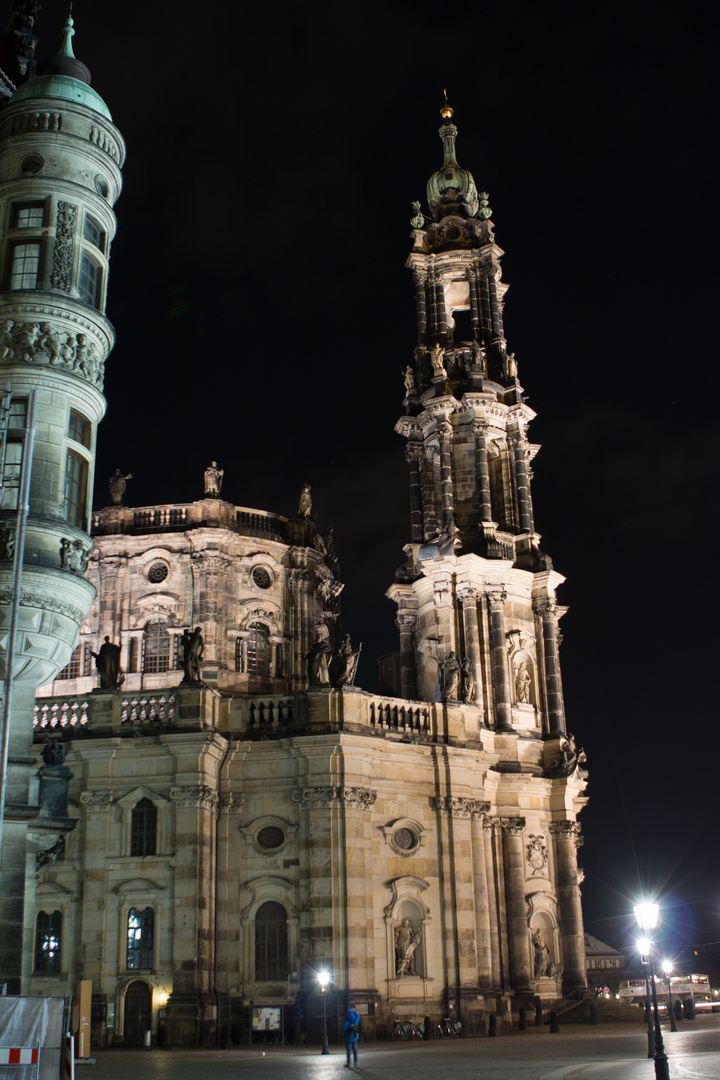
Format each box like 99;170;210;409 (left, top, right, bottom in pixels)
123;980;151;1044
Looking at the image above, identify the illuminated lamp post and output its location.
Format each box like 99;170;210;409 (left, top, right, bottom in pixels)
662;961;677;1033
634;902;670;1080
637;936;655;1059
318;970;330;1054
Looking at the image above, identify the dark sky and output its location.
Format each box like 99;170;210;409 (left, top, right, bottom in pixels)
34;2;720;969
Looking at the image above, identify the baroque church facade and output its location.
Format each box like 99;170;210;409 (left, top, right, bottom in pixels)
0;10;588;1047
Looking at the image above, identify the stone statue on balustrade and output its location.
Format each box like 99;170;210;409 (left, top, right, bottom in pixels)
92;636;123;690
298;483;312;519
402;364;416;395
305;626;331;686
429;341;447;378
109;468;132;506
204;461;223;496
331;634;361;688
181;626;204;684
395;918;422;977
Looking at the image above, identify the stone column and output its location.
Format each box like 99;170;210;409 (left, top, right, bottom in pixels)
550;822;586;992
487;592;512;731
472;812;493;991
483;820;503;990
414;271;428;346
405;442;424;543
468;272;481;341
438;421;454;525
535;600;566;736
476;268;492;340
485;264;504;339
289;567;311;689
511;436;534;533
457;586;483;717
501;818;532;994
395;611;417;701
473;422;493;524
434;279;447;340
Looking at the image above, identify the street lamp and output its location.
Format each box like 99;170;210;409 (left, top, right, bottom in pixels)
662;961;677;1033
318;970;329;1055
637;936;655;1059
634;902;670;1080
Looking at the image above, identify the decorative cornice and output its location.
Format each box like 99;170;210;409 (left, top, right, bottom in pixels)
292;786;377;811
431;796;490;819
550;821;583;849
170;785;219;811
80;791;112;812
498;816;526;835
0;588;87;625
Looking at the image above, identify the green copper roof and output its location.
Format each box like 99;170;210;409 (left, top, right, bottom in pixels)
11;74;112;120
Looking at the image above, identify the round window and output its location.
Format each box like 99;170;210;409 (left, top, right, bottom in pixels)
147;562;169;583
393;827;418;852
21;154;44;175
252;566;272;589
257;825;285;850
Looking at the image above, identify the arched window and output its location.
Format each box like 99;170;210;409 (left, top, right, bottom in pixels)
247;623;270;678
35;910;62;972
142;621;170;674
255;901;288;981
130;798;157;857
127;907;154;969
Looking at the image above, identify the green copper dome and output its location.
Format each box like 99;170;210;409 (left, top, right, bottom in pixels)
10;74;112;120
426;99;479;221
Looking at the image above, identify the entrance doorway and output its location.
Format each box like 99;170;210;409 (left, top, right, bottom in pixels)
124;980;151;1044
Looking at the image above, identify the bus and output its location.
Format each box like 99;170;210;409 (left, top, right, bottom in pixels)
619;974;719;1012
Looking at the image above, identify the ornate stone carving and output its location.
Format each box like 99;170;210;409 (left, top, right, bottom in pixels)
395;611;416;632
219;793;244;815
431;796;490;819
36;835;65;872
461;657;475;703
60;538;91;573
515;661;531;703
0;318;103;387
526;834;548;876
550;821;583;849
499;816;526;835
0;526;15;560
439;651;461;701
169;785;218;811
292;786;377;810
552;733;588;777
50;201;78;290
80;791;112;811
0;589;86;626
532;929;551;978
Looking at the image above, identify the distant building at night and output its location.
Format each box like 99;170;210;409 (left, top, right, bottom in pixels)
1;17;589;1046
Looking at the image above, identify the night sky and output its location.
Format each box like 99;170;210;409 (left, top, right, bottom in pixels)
32;2;720;972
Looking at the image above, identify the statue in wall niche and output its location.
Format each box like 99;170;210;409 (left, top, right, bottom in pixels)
108;468;132;506
204;460;223;496
532;929;551;978
515;661;531;703
402;364;416;395
332;634;361;688
395;918;422;977
548;962;563;979
429;341;447;378
305;626;331;686
181;627;204;683
507;352;518;378
461;657;475;703
470;338;485;371
298;483;312;519
91;636;123;690
440;651;461;701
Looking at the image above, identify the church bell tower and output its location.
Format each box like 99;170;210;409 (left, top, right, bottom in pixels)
388;98;568;738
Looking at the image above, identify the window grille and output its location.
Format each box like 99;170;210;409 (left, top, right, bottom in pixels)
64;449;88;527
254;901;288;981
78;253;100;307
10;241;40;288
142;622;170;674
57;645;81;680
127;907;154;969
247;623;270;678
35;910;62;972
130;798;157;857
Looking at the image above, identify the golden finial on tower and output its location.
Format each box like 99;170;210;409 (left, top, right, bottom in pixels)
440;89;454;121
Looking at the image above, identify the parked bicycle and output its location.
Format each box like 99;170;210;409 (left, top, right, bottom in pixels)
390;1018;424;1039
433;1016;461;1037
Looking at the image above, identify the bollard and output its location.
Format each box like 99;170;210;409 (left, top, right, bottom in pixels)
488;1013;497;1037
518;1006;527;1031
423;1016;431;1040
590;1004;598;1026
535;1001;543;1027
144;1029;152;1048
223;1021;232;1050
549;1011;559;1034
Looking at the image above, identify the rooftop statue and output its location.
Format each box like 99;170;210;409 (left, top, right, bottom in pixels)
204;461;223;496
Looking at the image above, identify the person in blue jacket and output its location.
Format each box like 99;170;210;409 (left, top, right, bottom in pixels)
343;1004;360;1067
